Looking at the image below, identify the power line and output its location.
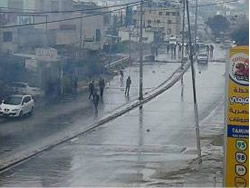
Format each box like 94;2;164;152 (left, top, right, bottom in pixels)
0;0;238;29
0;1;141;15
0;2;140;29
141;0;238;11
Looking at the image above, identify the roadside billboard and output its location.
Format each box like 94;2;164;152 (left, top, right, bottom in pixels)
224;46;249;187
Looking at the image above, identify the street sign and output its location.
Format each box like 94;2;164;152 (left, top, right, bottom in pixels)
224;46;249;187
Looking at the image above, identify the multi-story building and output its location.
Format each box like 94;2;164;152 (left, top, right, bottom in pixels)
133;0;181;42
0;0;110;53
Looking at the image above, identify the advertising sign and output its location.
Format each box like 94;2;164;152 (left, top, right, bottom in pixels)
224;46;249;187
25;59;38;72
35;48;58;62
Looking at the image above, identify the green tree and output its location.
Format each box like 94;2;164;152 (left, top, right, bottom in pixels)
231;24;249;45
206;15;230;37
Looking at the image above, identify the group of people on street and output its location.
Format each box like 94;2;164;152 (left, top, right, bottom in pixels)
88;71;132;114
88;78;105;114
206;44;214;58
166;43;215;59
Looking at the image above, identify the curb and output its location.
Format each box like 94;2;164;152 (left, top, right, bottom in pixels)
0;61;191;173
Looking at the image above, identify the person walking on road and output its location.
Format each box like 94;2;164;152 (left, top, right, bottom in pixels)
125;76;132;96
92;90;100;114
173;44;177;59
120;70;124;80
88;80;95;99
167;43;170;54
210;44;214;59
178;43;182;58
206;45;210;56
98;78;105;98
73;77;78;95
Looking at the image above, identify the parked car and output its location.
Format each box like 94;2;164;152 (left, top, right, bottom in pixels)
9;82;43;99
0;95;34;118
197;52;208;64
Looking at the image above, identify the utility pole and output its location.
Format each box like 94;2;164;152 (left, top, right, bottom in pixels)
128;24;132;65
186;0;201;164
181;0;185;70
45;15;48;47
139;0;143;100
194;0;198;49
80;14;83;49
109;36;112;69
181;0;186;99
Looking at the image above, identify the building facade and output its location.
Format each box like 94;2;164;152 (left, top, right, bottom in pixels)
0;0;110;53
133;0;181;42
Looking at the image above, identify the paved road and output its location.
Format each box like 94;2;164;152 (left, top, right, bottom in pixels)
0;54;226;186
0;62;180;168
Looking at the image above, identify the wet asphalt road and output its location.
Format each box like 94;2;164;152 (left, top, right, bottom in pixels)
0;62;180;168
0;58;226;186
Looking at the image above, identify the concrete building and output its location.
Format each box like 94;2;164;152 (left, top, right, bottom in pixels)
0;0;110;53
0;0;8;7
133;0;181;42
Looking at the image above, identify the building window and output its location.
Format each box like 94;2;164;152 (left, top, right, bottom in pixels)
148;20;152;24
172;12;176;16
176;12;180;16
3;32;12;42
168;20;172;24
96;29;101;42
159;12;162;15
142;37;148;41
166;12;170;16
157;20;160;23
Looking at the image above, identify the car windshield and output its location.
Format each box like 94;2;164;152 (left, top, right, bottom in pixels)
3;96;22;105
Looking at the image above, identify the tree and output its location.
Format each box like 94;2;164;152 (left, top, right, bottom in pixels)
231;24;249;45
205;15;230;37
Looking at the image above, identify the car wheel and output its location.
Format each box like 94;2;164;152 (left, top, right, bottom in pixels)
19;111;23;118
29;107;34;116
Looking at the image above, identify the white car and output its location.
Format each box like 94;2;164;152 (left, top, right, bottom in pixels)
0;95;34;118
169;36;177;45
9;82;43;98
197;53;208;64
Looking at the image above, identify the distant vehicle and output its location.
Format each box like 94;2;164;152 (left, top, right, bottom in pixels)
197;52;208;64
0;95;34;118
169;36;177;45
224;40;233;48
9;82;43;98
215;38;221;44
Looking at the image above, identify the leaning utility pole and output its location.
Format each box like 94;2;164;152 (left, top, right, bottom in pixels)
139;0;143;100
186;0;201;164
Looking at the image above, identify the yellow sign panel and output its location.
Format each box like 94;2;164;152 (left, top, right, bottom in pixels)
225;46;249;187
